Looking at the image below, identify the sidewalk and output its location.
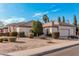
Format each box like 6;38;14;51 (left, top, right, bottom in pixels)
3;41;79;56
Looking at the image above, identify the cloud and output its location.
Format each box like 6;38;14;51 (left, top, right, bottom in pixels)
51;9;60;12
33;11;49;17
33;8;60;18
0;17;26;25
33;13;42;17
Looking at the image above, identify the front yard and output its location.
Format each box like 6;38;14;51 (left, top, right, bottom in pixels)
0;37;78;54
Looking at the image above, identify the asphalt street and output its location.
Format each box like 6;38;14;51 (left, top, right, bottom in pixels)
43;45;79;56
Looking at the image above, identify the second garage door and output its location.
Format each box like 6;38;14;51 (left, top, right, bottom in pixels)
59;29;70;37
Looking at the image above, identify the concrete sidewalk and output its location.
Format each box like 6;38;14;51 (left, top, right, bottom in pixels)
2;41;79;56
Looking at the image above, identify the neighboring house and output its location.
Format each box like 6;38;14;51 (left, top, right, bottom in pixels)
5;21;33;36
0;28;3;33
2;27;8;33
0;27;8;33
0;20;76;37
43;21;76;37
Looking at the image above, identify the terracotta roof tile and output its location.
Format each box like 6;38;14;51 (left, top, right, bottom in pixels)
6;21;33;27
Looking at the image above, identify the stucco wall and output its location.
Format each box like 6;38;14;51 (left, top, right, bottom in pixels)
59;26;76;36
3;29;8;33
8;26;31;36
43;27;58;35
43;26;76;37
8;26;17;32
16;27;31;36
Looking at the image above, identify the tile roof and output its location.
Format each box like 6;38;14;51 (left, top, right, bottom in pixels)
43;21;75;28
6;21;33;27
59;22;75;27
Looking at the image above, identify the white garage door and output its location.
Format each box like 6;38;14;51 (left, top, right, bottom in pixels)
59;29;70;37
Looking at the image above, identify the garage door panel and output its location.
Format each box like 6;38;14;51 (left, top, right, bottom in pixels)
59;29;69;37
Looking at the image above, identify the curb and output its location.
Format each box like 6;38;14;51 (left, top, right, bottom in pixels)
31;44;79;56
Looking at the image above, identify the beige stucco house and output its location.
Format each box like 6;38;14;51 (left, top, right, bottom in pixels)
3;21;32;36
43;21;76;37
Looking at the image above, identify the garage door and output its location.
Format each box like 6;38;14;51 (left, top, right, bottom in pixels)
59;29;70;37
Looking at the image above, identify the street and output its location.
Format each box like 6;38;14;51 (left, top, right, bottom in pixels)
43;45;79;56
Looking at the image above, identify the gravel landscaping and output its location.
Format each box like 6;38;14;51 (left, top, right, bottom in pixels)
0;38;77;54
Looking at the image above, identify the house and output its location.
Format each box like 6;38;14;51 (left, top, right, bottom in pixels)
0;27;8;33
43;21;76;37
0;20;76;37
2;27;8;33
4;21;33;36
0;28;3;33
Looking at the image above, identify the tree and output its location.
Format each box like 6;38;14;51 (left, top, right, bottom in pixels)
74;15;77;35
32;20;43;36
67;19;70;24
58;17;61;23
43;14;49;23
62;16;65;23
74;15;77;26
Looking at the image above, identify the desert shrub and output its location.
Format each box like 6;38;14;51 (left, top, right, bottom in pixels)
4;38;8;41
0;33;3;36
68;35;78;39
9;37;16;42
3;32;9;36
77;31;79;35
52;32;60;39
0;39;3;42
28;30;34;38
0;37;16;42
46;33;52;37
0;32;9;36
10;32;18;37
28;33;34;38
39;35;46;39
18;32;25;37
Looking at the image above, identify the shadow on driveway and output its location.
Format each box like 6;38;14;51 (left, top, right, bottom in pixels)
15;41;26;43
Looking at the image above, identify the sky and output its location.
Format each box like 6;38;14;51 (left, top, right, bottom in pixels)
0;3;79;25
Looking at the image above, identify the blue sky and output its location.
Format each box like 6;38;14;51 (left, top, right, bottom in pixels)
0;3;79;24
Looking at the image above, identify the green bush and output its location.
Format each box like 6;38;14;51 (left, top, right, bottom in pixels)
52;32;60;39
32;20;43;36
18;32;25;37
10;32;18;37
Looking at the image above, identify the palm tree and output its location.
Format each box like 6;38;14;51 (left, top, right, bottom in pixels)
74;15;77;26
58;16;61;23
74;15;77;35
67;19;70;24
43;14;49;23
62;16;65;23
